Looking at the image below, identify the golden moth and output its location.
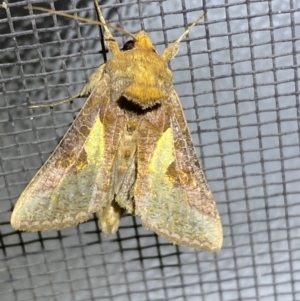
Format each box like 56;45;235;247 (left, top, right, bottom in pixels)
11;1;223;251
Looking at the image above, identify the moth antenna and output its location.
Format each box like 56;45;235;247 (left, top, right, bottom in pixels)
1;1;8;10
94;0;108;33
162;11;207;62
93;0;108;61
24;5;136;40
175;11;207;45
92;0;121;55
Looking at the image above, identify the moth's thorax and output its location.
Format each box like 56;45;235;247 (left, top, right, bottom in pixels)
105;38;173;108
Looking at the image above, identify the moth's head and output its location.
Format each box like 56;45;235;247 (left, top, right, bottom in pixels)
121;31;156;52
122;31;155;51
134;31;155;49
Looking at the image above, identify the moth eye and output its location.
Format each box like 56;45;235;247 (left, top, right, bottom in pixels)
122;40;135;51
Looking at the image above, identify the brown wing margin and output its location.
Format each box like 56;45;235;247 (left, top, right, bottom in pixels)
134;89;223;251
11;74;126;231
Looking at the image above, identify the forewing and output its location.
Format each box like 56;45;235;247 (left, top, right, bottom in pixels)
134;89;223;251
11;74;126;231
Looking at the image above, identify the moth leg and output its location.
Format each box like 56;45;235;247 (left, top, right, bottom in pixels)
93;0;120;55
162;11;206;62
29;65;105;109
80;64;106;95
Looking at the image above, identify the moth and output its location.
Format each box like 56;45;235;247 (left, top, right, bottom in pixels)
11;1;223;251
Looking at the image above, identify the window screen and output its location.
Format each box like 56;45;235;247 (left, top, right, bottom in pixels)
1;0;299;300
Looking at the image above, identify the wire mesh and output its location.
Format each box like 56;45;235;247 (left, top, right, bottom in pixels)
1;0;300;300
